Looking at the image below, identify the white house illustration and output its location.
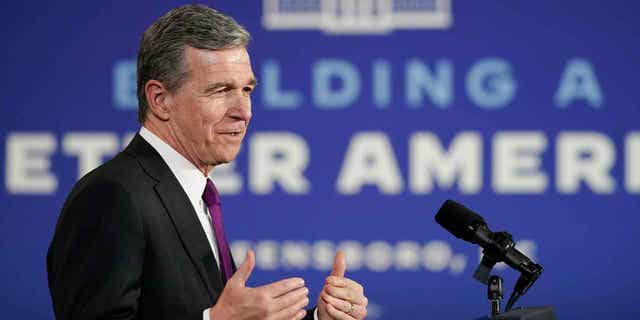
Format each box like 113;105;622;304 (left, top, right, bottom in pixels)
263;0;452;34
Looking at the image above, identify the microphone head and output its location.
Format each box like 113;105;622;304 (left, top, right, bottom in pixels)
435;200;486;242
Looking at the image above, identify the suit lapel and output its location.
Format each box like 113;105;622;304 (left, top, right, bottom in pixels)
155;180;224;295
125;134;224;298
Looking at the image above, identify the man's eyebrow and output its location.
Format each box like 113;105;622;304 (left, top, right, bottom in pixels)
204;78;257;92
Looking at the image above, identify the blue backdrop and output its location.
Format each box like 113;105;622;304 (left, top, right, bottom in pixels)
2;1;639;319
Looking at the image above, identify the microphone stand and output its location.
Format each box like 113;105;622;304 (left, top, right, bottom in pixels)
472;231;554;320
488;275;503;317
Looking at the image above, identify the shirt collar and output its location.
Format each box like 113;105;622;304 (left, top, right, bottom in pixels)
139;126;207;207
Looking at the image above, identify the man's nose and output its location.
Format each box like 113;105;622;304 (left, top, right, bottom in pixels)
228;92;252;122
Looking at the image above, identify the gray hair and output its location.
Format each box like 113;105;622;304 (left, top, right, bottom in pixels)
136;4;251;123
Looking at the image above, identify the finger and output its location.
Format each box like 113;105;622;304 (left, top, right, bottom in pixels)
259;277;305;298
325;302;357;320
321;292;352;313
324;285;367;305
294;309;308;320
322;293;368;319
331;250;347;277
268;295;309;320
231;249;255;285
272;286;309;312
326;276;364;293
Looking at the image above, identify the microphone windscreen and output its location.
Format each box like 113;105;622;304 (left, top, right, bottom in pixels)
435;200;486;241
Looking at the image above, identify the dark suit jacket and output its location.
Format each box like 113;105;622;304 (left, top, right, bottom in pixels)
47;134;314;320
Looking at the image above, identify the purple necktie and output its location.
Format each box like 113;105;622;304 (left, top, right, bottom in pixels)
202;179;234;284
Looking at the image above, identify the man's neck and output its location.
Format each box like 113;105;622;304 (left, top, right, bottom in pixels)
142;122;212;176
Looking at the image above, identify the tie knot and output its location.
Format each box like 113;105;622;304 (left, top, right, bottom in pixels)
202;179;220;206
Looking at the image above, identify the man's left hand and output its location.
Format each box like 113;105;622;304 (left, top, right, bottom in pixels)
317;251;368;320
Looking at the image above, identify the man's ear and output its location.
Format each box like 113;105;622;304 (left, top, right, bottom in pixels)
145;79;171;121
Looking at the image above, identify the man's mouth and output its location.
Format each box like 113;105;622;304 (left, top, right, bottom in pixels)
219;131;242;136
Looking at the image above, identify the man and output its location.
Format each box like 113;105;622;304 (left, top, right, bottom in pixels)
47;5;368;320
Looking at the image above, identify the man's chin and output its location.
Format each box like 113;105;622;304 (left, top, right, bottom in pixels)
208;151;240;167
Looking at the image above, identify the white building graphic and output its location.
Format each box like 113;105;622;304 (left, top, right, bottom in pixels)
263;0;452;34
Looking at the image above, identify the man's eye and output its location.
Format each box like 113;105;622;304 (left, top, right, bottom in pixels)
211;87;231;96
243;87;254;94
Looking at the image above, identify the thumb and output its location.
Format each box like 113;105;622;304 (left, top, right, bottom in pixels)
330;250;347;277
231;249;255;285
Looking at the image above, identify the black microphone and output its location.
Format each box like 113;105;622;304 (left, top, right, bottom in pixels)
435;200;543;299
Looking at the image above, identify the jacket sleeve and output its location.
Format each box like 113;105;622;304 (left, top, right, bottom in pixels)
47;179;145;320
305;307;317;320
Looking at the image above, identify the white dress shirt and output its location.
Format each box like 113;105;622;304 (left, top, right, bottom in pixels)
140;127;318;320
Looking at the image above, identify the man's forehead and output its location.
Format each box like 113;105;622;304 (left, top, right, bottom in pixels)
183;46;255;86
185;46;251;66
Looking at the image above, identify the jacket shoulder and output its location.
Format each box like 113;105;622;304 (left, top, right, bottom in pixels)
69;151;152;198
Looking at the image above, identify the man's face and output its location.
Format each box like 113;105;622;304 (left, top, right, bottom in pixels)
167;46;255;169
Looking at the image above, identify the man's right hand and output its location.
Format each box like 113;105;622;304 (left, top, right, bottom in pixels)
209;249;309;320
